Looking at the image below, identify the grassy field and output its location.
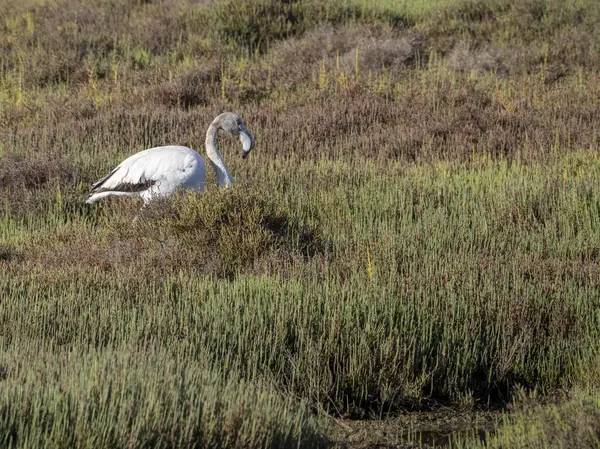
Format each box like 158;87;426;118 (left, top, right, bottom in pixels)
1;0;600;447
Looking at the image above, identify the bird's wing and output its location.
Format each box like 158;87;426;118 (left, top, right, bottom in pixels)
91;165;128;190
91;146;197;193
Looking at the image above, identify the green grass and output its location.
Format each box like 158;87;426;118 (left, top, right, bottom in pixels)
455;387;600;448
1;0;600;447
3;155;600;446
350;0;459;19
0;344;321;448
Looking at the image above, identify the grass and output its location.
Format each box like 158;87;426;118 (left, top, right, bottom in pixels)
1;0;600;447
455;387;600;448
0;344;321;448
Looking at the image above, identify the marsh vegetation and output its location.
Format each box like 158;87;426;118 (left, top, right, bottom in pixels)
1;0;600;447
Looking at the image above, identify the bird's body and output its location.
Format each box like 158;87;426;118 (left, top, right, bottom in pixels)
86;146;206;204
86;112;253;205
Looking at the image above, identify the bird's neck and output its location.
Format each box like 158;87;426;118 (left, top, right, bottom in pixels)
205;124;233;188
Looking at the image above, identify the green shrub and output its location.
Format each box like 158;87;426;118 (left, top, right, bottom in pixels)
205;0;412;53
123;188;322;278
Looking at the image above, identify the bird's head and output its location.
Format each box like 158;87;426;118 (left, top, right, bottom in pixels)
215;112;254;159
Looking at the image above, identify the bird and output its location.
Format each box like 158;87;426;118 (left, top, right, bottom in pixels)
85;112;254;205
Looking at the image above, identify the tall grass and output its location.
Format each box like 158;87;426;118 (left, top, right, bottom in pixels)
3;155;600;437
0;344;321;448
456;387;600;448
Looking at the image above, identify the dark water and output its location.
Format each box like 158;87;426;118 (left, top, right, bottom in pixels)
407;421;494;447
333;410;498;448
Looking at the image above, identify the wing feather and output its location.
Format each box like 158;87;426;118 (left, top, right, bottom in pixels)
91;165;120;191
89;146;202;194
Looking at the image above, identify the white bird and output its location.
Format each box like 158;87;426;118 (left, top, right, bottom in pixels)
86;112;254;205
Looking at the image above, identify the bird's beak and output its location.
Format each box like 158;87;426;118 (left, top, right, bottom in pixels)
240;126;254;159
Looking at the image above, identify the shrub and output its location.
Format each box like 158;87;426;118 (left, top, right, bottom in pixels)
205;0;411;53
116;188;322;278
